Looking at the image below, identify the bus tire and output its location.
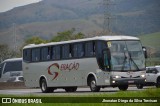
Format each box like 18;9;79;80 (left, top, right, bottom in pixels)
40;79;53;93
89;77;100;92
65;87;77;92
156;77;160;88
118;85;128;91
136;84;143;89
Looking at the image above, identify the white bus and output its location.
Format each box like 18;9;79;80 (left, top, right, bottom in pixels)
0;58;23;82
23;36;147;93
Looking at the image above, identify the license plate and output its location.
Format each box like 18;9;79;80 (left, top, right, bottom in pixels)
128;81;134;83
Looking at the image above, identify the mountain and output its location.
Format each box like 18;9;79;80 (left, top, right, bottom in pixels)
0;0;160;49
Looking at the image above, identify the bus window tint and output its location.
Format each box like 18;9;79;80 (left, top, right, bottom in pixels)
3;61;22;74
73;43;84;58
32;48;40;62
52;46;61;60
23;49;31;62
85;42;95;57
62;45;70;59
41;47;51;61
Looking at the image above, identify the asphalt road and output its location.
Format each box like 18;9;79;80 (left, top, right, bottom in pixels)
0;86;153;96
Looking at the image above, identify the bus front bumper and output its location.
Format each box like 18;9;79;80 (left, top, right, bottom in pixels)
110;77;146;86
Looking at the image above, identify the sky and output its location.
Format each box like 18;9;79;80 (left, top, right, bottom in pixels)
0;0;42;12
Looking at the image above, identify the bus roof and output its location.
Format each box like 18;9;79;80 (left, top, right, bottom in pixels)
23;35;139;49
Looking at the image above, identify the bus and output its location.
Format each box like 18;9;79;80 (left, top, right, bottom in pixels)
0;58;23;82
23;36;147;93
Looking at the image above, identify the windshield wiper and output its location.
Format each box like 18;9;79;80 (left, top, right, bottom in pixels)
121;52;127;71
121;52;140;71
128;52;140;71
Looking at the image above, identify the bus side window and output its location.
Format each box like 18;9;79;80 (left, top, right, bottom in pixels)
62;44;70;59
85;41;95;57
41;47;51;61
32;48;40;62
23;49;31;62
78;43;84;57
52;46;61;60
73;43;84;58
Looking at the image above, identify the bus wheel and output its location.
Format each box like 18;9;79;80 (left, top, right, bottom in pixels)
65;87;77;92
136;84;143;89
156;78;160;88
118;85;128;91
40;79;53;93
89;77;100;92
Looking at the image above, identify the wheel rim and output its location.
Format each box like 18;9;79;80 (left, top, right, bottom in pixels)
91;80;96;89
41;81;46;91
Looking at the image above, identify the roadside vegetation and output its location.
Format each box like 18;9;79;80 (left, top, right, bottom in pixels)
1;88;160;106
140;32;160;66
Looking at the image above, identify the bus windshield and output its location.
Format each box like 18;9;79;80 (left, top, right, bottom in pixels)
109;40;145;71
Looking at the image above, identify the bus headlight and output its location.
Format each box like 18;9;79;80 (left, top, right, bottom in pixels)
141;74;145;78
112;81;115;83
113;75;121;79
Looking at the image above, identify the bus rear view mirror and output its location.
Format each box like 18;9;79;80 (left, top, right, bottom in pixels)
142;46;147;58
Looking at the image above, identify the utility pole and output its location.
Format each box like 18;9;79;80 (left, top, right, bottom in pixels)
13;23;17;56
102;0;115;35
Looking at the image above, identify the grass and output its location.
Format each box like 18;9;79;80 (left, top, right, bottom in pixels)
0;88;160;97
146;58;160;66
139;32;160;65
139;32;160;50
0;88;160;106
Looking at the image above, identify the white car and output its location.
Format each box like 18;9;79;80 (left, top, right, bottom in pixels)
7;76;24;82
137;66;160;89
0;58;23;82
146;66;160;87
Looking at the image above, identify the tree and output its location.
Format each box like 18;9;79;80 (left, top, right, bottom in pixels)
0;44;19;63
51;28;85;42
25;36;48;45
20;36;48;54
71;32;85;40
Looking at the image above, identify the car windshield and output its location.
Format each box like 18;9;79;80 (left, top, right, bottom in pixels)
109;40;145;71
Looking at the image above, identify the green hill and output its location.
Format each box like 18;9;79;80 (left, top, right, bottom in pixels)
139;32;160;50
